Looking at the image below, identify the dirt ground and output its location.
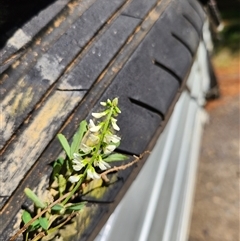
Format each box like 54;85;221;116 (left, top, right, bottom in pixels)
188;50;239;241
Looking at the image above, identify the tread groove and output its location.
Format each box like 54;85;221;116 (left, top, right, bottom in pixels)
0;0;207;238
115;148;138;157
56;88;89;91
120;13;143;20
0;0;133;150
171;33;194;57
152;59;182;84
129;97;165;120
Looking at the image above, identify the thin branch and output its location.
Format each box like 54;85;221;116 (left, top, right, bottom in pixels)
28;212;77;241
101;151;150;181
31;232;45;241
9;192;71;241
9;151;149;240
47;211;77;234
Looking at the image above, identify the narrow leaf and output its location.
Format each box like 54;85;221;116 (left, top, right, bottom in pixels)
39;217;49;231
103;153;128;162
24;188;46;209
53;157;64;168
29;222;41;232
57;134;71;159
22;210;32;224
66;202;86;211
58;174;67;195
51;204;64;211
70;120;88;158
66;159;72;176
52;158;64;178
22;211;40;231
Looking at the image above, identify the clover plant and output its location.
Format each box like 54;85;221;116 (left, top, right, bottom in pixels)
10;98;131;241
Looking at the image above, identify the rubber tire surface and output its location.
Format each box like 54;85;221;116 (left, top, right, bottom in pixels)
0;0;206;239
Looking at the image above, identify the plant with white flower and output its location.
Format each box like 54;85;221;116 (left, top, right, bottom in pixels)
50;97;127;209
67;97;126;184
16;98;129;241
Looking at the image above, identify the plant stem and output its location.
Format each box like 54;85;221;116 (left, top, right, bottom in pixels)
31;232;45;241
61;173;86;205
99;106;113;144
47;212;77;235
12;99;122;241
102;151;149;174
86;106;113;170
25;231;29;241
62;106;113;206
9;192;71;241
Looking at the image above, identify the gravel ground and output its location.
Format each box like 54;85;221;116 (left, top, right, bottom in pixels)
189;51;239;241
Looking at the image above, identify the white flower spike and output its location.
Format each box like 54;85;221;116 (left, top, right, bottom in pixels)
104;133;121;144
69;175;80;183
80;143;92;153
87;167;100;180
94;156;111;170
111;117;120;131
92;111;107;119
98;160;111;170
112;97;118;106
100;101;107;106
72;153;85;171
115;106;121;114
85;133;100;146
104;144;116;155
88;119;101;132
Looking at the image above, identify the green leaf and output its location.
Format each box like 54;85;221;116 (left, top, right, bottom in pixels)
66;159;72;176
24;188;46;209
57;134;71;159
70;120;88;158
22;210;32;224
29;222;41;232
103;153;128;162
66;202;86;211
39;217;49;231
52;157;64;178
22;211;40;231
53;157;64;168
58;174;67;195
51;204;64;211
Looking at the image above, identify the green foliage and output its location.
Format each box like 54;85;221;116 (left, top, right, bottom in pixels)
214;9;240;53
65;202;86;211
103;153;128;162
58;174;67;196
52;157;64;178
22;211;32;225
57;134;71;160
24;188;46;209
51;204;64;211
22;211;40;232
70;120;88;158
39;217;49;231
19;98;129;241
